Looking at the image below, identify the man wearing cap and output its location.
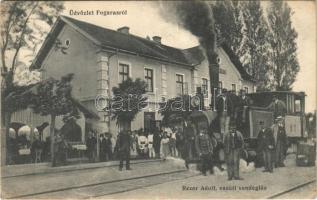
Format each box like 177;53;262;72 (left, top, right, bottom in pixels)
272;118;288;167
195;127;215;176
266;95;287;119
224;121;244;180
237;89;251;134
216;88;235;136
117;130;132;171
257;121;275;172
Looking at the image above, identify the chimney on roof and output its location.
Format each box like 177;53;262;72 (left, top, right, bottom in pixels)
117;26;129;34
152;36;161;44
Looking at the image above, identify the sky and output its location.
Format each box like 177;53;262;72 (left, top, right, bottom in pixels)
42;1;316;112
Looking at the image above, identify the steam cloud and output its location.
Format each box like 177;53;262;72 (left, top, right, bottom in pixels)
158;1;219;97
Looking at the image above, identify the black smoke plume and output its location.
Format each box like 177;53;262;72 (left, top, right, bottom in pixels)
158;1;219;104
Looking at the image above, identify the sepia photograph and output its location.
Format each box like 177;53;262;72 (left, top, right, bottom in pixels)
0;0;316;199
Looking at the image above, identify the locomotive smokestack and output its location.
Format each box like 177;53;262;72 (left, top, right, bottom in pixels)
158;1;219;107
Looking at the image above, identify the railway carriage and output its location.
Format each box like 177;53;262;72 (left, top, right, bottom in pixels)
246;91;307;148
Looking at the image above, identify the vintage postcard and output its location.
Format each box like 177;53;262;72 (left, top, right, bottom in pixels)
1;0;316;199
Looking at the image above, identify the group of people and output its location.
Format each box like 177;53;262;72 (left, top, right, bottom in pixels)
85;131;115;162
7;132;53;165
114;128;186;171
192;119;245;179
85;127;186;169
257;117;288;173
194;90;289;180
194;116;288;180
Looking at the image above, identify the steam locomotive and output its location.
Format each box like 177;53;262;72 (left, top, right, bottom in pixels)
187;91;307;165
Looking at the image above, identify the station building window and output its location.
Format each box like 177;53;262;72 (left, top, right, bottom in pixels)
176;74;184;95
119;63;129;83
144;68;154;92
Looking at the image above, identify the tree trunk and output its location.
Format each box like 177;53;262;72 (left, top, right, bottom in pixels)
50;114;56;167
119;120;131;132
1;111;11;166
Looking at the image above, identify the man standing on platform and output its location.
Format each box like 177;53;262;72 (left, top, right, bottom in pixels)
224;121;244;181
117;130;132;171
183;120;196;169
86;132;97;162
272;117;288;167
257;121;275;172
195;127;214;176
153;130;161;158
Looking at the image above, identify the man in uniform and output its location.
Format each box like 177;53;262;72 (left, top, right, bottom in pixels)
117;130;132;171
266;95;287;119
195;127;215;176
224;121;244;181
257;121;275;172
216;89;230;136
86;132;97;162
182;119;197;169
237;89;251;134
272;117;288;167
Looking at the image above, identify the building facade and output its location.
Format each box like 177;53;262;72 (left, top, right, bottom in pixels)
30;16;255;138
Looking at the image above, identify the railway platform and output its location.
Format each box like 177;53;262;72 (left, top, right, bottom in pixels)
1;154;316;199
1;157;190;199
1;158;163;178
105;155;316;199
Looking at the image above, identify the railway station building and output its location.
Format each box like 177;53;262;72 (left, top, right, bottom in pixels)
12;16;256;141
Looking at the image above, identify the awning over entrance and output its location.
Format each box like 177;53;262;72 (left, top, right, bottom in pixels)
71;98;100;120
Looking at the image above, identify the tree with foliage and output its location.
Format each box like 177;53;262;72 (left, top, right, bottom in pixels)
240;1;271;90
0;1;64;165
266;1;299;91
110;78;148;131
211;0;244;59
159;95;197;127
30;74;78;166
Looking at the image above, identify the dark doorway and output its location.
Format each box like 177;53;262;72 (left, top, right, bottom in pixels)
61;120;82;142
144;112;155;133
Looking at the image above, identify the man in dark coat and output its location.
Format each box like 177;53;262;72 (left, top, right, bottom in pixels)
195;128;215;176
182;120;197;169
272;118;288;167
31;136;43;163
176;128;184;158
86;132;97;162
216;89;239;136
106;135;113;160
266;95;287;119
237;89;251;135
99;134;107;161
153;130;161;158
257;121;275;172
224;121;244;181
117;130;132;171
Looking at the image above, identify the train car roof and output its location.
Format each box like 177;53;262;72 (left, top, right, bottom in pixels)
247;91;306;97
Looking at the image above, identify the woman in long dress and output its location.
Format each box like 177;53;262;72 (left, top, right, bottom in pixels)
160;132;170;160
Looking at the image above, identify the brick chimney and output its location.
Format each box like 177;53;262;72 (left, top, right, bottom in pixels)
117;26;129;34
152;36;161;44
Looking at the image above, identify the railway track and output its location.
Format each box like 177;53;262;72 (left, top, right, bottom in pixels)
7;169;198;199
267;179;316;199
